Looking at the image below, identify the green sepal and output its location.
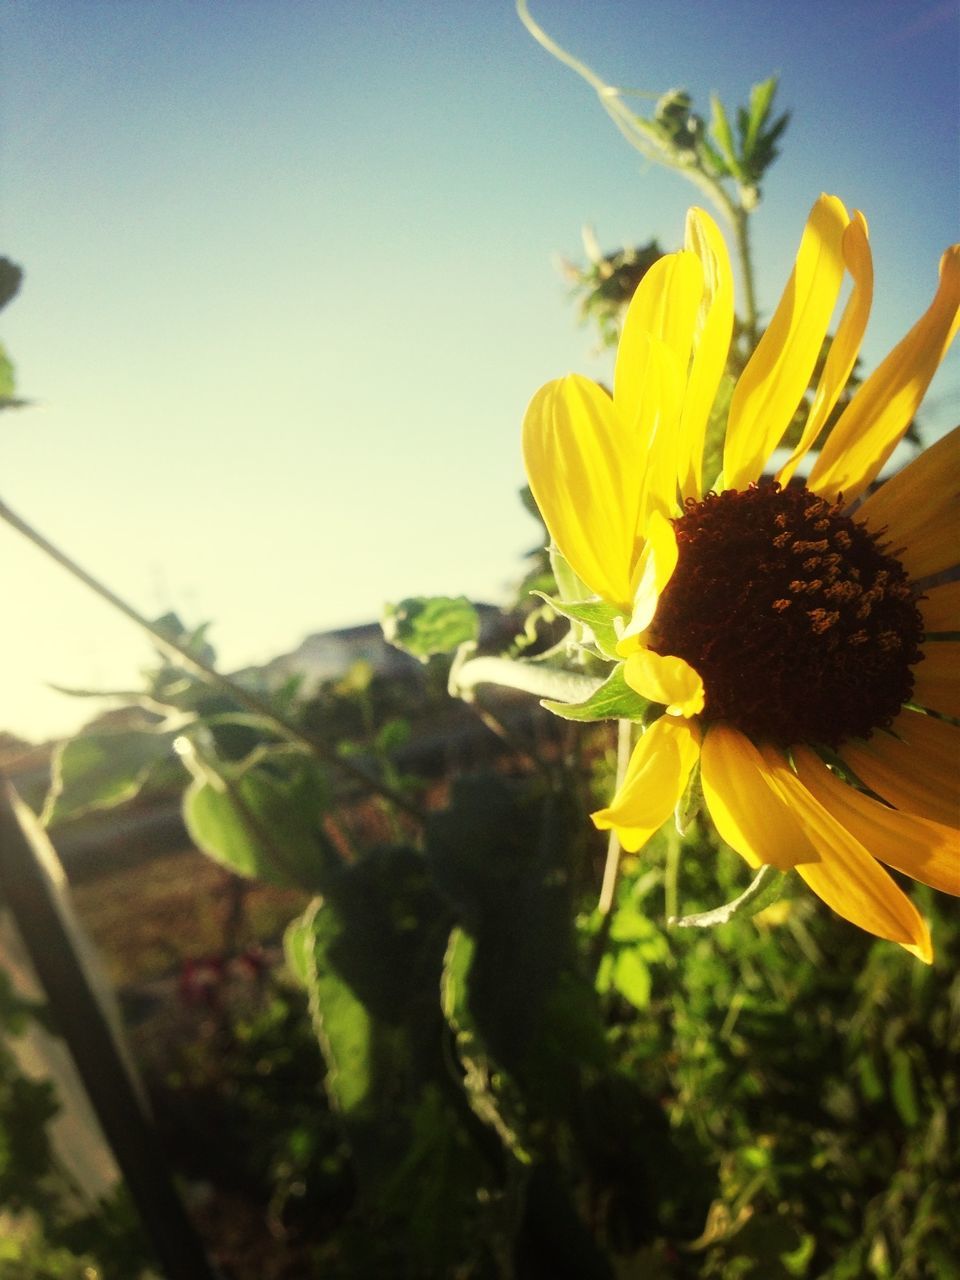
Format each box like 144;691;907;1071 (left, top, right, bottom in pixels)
669;864;785;929
382;595;479;662
541;662;648;722
674;758;703;835
532;591;624;660
548;542;591;605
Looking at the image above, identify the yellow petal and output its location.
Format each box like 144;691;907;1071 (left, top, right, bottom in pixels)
700;725;813;870
855;425;960;581
614;250;702;423
624;648;705;717
678;208;735;501
912;641;960;717
758;745;932;962
522;375;639;609
793;745;960;895
633;335;686;527
592;717;701;853
809;245;960;503
724;195;849;490
616;509;678;648
921;581;960;634
777;213;873;486
840;708;959;830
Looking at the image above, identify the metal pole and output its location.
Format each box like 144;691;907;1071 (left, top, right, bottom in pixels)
0;780;219;1280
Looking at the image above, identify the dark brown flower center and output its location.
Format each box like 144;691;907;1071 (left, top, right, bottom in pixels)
648;483;924;748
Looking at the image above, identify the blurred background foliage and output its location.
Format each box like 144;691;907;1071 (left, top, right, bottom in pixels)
2;602;956;1278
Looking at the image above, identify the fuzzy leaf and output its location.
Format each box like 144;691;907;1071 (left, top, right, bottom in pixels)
430;776;607;1099
742;76;779;160
709;94;745;181
533;592;623;659
669;864;785;929
183;753;332;890
382;595;479;662
43;727;174;826
0;258;23;313
542;663;648;722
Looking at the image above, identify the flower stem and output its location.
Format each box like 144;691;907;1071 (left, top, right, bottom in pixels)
664;823;681;925
450;649;603;706
731;204;760;344
516;1;763;346
597;717;632;916
0;495;425;822
589;718;632;971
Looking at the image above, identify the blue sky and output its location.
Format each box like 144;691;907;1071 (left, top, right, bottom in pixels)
1;0;957;741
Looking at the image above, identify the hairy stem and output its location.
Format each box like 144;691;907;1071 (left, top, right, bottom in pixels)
517;0;762;346
597;717;632;916
731;204;760;344
451;650;603;705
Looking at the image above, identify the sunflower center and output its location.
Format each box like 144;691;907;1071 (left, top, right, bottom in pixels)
648;483;924;748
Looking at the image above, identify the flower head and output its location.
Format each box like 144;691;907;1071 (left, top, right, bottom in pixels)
523;196;960;960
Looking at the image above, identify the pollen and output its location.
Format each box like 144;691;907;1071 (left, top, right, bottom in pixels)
648;483;924;748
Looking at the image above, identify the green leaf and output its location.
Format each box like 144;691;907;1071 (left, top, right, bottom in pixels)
709;94;746;181
695;131;731;178
735;103;751;149
43;726;174;826
542;662;648;722
440;925;475;1027
429;776;607;1103
856;1052;885;1104
373;1085;494;1271
608;904;670;962
750;109;790;179
302;896;375;1116
375;715;411;756
675;757;703;834
282;904;318;987
532;591;624;659
382;595;479;662
183;752;332;890
0;343;15;401
0;258;23;313
702;371;736;492
296;844;477;1250
889;1049;920;1127
742;76;779;162
549;542;592;604
611;948;651;1011
669;864;785;929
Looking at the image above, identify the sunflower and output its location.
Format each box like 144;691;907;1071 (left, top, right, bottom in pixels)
522;195;960;961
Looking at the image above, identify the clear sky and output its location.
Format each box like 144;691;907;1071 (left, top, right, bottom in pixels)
2;0;957;742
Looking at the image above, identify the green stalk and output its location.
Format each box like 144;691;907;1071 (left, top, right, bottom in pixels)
450;650;603;705
663;822;681;926
589;717;633;970
597;717;632;916
516;0;762;346
731;204;760;344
